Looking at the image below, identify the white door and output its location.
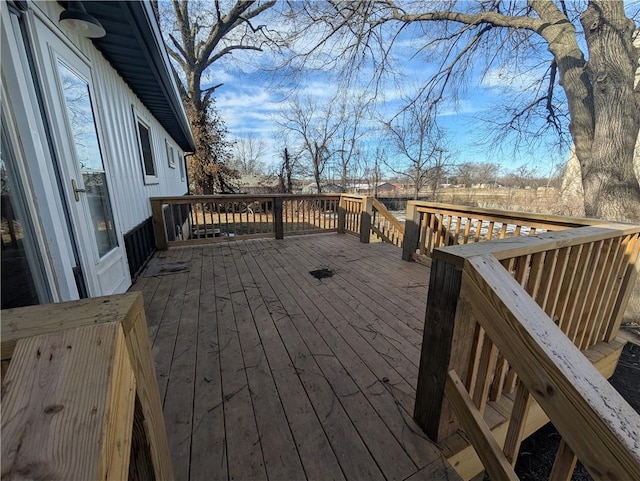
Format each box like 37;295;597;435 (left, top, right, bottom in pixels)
36;25;130;296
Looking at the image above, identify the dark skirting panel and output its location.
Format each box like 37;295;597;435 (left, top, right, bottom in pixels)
124;217;156;281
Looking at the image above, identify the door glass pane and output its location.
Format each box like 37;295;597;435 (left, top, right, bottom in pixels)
57;60;118;257
1;140;42;308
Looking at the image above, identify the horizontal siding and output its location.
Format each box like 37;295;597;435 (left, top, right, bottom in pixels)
35;1;188;235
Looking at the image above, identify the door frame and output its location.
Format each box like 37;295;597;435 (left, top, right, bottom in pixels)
30;15;130;296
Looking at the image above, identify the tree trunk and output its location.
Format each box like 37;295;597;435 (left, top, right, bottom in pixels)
341;162;348;191
313;142;323;193
579;1;640;221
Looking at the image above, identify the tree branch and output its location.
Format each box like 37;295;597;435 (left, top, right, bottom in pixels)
205;45;264;69
376;1;544;32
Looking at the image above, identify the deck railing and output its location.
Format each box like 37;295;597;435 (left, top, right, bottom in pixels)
151;194;411;250
371;197;405;247
402;201;603;262
151;194;350;249
414;223;640;480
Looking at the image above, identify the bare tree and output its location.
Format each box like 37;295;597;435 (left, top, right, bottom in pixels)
285;1;640;222
333;92;370;191
455;162;501;188
278;147;295;193
383;99;450;200
278;94;342;193
231;131;267;175
156;0;277;193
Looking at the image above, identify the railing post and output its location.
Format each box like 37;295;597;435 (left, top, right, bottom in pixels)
402;201;420;261
273;196;284;240
360;196;373;243
151;199;168;251
337;195;346;234
414;255;477;442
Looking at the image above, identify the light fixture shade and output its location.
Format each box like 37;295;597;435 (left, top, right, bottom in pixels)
59;1;106;39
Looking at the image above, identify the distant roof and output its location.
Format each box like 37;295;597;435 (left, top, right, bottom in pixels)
301;183;344;194
59;1;195;151
238;174;280;188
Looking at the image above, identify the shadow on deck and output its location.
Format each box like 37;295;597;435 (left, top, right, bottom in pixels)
131;233;459;481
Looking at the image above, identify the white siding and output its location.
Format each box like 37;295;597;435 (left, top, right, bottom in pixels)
33;1;189;235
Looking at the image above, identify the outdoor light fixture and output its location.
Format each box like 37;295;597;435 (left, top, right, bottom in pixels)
59;1;106;39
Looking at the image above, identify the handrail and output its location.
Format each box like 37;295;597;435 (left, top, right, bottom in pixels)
371;197;404;248
414;223;640;480
436;222;638;266
408;201;602;228
460;254;640;480
402;200;605;262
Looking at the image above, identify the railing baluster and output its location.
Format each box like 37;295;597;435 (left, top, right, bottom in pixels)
463;217;472;244
564;242;595;342
489;354;508;402
443;215;451;246
474;219;483;243
471;336;498;414
575;240;609;348
535;249;559;312
487;221;495;240
466;323;484;397
453;216;462;245
554;245;583;333
589;237;624;344
499;223;508;239
549;440;578;481
502;381;533;466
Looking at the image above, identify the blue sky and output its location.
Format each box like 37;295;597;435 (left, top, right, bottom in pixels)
199;7;576;180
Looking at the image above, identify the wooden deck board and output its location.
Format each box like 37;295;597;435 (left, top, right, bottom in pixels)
132;233;461;481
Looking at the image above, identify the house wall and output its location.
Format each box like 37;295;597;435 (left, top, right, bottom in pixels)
34;1;189;235
1;1;191;304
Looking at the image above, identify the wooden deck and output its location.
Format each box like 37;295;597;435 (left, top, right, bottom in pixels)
131;233;461;481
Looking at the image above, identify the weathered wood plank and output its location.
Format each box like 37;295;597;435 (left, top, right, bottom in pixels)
225;243;307;480
213;242;267;481
1;292;174;480
267;238;440;470
189;244;227;480
255;242;388;481
445;370;519;481
162;247;202;480
1;323;135;481
1;292;144;360
463;255;640;481
240;241;347;481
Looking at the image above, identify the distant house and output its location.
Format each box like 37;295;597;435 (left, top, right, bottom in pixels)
353;183;372;193
238;174;281;194
2;1;195;308
376;182;397;194
301;183;345;194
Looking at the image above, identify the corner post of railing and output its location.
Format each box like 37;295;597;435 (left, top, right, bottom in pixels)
273;196;284;240
414;251;477;442
360;196;374;243
337;195;346;234
402;201;420;261
151;199;168;251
